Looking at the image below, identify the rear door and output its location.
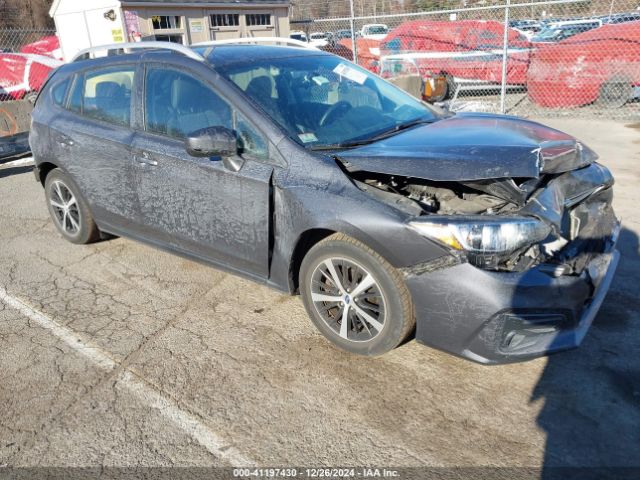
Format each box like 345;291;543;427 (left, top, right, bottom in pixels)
130;64;274;278
50;64;140;232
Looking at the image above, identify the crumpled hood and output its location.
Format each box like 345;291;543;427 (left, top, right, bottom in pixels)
336;113;598;181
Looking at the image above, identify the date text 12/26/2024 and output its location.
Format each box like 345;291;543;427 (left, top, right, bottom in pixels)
233;469;399;478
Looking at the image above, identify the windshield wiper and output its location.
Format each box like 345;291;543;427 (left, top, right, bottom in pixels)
310;139;378;151
367;117;435;142
309;117;435;151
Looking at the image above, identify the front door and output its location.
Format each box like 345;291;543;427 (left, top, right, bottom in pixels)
131;66;274;279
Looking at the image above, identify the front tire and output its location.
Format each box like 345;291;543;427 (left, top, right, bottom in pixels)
300;233;415;356
44;169;100;244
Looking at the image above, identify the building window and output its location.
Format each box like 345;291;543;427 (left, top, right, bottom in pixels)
152;15;182;30
154;34;184;44
210;14;239;28
247;14;272;27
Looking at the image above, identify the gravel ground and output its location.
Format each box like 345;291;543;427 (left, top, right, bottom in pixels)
0;118;638;478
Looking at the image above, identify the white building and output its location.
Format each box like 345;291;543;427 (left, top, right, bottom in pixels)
50;0;291;61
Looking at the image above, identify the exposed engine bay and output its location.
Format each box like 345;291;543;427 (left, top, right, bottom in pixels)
350;171;525;216
345;162;618;275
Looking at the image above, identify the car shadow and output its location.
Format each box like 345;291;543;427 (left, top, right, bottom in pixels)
533;227;640;479
0;165;32;179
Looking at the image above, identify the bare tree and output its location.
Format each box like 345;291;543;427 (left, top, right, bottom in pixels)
0;0;54;29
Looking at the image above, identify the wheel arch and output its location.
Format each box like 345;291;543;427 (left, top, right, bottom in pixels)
286;218;415;294
288;228;337;294
36;161;62;186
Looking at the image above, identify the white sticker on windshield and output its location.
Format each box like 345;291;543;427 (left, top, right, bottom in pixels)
298;132;318;143
333;63;367;85
312;75;330;86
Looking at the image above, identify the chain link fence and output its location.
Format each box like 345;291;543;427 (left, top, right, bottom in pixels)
1;28;58;148
0;28;59;100
292;0;640;119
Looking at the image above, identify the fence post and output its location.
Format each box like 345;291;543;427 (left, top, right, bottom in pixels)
499;0;511;114
349;0;358;64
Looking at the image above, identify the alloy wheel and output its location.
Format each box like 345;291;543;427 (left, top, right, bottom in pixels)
310;257;386;342
49;180;81;235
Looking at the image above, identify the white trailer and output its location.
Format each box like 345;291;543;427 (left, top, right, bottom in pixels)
50;0;127;62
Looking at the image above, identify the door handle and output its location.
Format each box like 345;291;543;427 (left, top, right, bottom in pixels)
135;151;158;166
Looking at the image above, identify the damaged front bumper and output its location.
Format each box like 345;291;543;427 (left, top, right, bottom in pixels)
405;221;620;364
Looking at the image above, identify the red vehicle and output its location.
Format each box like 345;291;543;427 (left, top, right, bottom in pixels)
383;19;530;52
527;21;640;108
321;38;382;73
20;35;63;61
0;53;62;101
379;20;532;96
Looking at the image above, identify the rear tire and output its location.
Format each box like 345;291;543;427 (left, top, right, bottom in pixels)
300;233;415;356
596;76;634;108
44;169;100;244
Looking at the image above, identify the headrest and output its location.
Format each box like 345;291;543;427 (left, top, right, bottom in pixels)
245;76;273;98
95;81;122;97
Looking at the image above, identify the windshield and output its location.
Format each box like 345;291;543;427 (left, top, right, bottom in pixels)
534;23;598;41
533;27;563;40
219;54;439;148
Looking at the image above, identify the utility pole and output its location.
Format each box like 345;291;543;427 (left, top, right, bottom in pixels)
349;0;358;64
499;0;511;114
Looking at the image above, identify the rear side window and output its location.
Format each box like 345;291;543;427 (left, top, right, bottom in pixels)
66;66;135;127
51;78;70;106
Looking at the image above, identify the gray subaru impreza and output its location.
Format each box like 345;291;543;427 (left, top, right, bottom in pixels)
29;41;620;364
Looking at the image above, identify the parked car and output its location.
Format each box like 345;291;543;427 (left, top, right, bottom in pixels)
527;20;640;108
531;19;603;43
30;42;619;363
383;19;531;52
360;24;389;41
319;41;354;61
510;20;539;37
601;12;640;24
380;20;531;98
20;35;63;60
0;53;62;101
289;31;308;42
509;19;542;31
309;32;330;47
510;20;543;39
323;37;381;73
333;29;357;40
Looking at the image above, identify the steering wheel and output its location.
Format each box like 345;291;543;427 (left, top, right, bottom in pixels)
319;101;353;127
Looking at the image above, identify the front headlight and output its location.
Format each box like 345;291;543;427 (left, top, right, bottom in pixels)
409;216;552;268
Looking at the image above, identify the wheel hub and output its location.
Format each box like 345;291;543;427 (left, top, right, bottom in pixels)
310;257;386;343
49;180;80;235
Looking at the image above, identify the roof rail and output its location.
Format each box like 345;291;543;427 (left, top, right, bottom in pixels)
72;41;205;63
193;37;319;50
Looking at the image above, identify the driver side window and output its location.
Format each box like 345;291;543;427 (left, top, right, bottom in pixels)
145;68;232;139
144;67;268;159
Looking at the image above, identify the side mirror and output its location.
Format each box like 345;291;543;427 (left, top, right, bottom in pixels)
185;126;237;158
